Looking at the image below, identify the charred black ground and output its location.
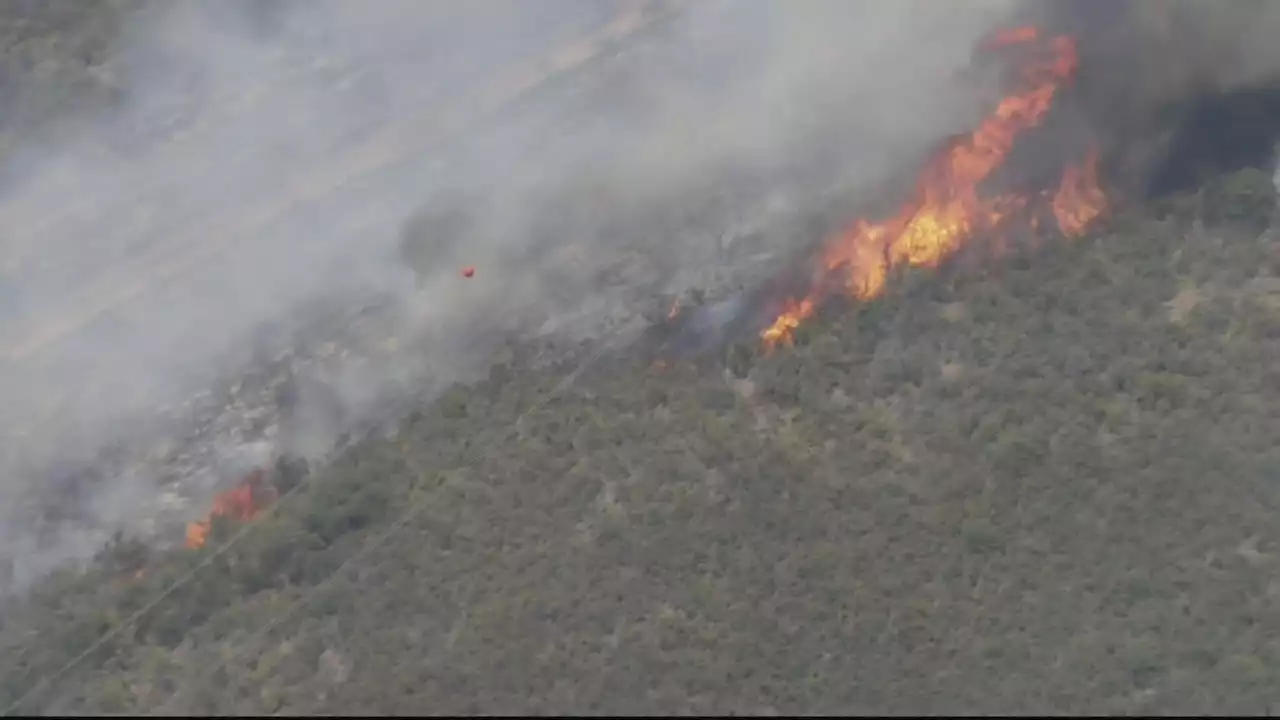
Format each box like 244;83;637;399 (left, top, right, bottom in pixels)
1145;84;1280;198
1028;0;1280;202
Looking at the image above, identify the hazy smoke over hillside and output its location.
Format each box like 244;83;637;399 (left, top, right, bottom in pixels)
0;0;1048;585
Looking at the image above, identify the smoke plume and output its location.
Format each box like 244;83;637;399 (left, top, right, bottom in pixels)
0;0;1082;587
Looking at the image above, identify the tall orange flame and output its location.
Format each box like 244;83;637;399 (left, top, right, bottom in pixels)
761;27;1107;350
185;469;273;549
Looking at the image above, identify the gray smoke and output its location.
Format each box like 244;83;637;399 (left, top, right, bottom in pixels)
0;0;1028;587
1142;0;1280;94
1028;1;1280;153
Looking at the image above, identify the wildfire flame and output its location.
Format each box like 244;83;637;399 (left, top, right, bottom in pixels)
761;27;1107;350
1052;147;1107;235
185;469;274;549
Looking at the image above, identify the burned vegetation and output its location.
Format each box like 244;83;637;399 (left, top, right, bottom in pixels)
10;162;1280;713
9;1;1280;716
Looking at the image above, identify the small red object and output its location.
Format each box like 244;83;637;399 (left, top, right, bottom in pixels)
461;266;475;278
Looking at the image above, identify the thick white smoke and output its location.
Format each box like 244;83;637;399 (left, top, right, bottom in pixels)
0;0;1025;588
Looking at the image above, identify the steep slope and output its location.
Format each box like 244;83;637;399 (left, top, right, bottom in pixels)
4;169;1280;714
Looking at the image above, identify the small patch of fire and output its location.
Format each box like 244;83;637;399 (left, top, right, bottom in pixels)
185;468;277;550
761;26;1108;351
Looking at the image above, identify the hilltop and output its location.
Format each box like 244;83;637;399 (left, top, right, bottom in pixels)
3;168;1280;714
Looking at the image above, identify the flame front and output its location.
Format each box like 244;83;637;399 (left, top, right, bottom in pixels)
185;470;272;549
761;27;1107;350
1053;147;1107;235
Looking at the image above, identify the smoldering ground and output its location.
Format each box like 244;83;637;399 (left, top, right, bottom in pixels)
0;0;1066;589
1015;1;1280;199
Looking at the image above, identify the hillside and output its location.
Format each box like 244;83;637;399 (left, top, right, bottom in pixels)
2;169;1280;714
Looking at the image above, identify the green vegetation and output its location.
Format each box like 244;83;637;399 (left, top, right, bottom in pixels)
3;169;1280;714
8;2;1280;714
